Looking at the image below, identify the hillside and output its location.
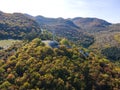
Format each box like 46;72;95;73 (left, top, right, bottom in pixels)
0;11;41;40
88;24;120;49
0;38;120;90
88;24;120;61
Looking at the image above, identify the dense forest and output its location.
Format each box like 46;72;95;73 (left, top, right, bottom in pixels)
0;38;120;90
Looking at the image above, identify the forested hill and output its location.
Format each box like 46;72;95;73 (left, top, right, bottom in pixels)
0;38;120;90
0;11;41;40
72;17;111;32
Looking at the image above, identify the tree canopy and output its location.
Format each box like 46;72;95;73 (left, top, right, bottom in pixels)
0;38;120;90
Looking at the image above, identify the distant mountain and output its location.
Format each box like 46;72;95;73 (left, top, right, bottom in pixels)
0;12;41;40
72;17;111;32
35;15;80;31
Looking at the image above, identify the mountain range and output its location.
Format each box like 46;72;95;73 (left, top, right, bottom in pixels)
0;11;120;53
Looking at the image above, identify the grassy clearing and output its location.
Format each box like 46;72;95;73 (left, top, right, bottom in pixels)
0;39;21;49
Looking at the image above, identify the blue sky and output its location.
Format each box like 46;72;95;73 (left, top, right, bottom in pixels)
0;0;120;23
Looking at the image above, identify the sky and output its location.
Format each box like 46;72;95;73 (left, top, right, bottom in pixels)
0;0;120;23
